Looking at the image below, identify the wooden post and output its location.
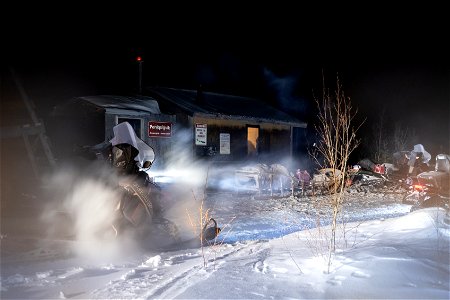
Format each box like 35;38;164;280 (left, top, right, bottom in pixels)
9;67;57;173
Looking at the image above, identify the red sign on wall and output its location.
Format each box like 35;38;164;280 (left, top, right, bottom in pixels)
148;121;172;137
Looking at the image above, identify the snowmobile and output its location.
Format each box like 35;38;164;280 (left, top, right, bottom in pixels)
97;122;227;249
97;122;180;243
403;154;450;212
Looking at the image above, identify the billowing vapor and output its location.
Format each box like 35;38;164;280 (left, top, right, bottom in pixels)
263;67;307;116
61;178;122;259
41;162;139;262
146;128;212;241
149;128;209;188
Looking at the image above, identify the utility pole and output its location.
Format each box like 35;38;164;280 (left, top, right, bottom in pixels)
2;67;57;179
137;56;143;94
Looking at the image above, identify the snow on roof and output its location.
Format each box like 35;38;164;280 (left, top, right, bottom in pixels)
78;95;161;114
147;87;307;127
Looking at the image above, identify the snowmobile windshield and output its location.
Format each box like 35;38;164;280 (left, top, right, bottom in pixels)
110;122;155;168
435;154;450;173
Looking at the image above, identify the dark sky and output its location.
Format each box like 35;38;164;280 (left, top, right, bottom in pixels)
2;8;449;157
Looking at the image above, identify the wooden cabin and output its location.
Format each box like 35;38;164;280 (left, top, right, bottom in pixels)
48;95;175;168
146;87;307;164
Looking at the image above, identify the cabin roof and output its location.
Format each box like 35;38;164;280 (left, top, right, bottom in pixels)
146;87;307;127
77;95;161;114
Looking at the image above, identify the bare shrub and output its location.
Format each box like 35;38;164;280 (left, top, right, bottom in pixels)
311;74;363;272
185;168;235;268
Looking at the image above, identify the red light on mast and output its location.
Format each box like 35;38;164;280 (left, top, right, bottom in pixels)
136;56;142;62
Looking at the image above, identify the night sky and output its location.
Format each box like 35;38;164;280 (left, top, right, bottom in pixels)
2;8;449;159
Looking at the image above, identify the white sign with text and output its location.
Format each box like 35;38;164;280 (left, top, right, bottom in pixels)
195;124;207;145
220;133;230;154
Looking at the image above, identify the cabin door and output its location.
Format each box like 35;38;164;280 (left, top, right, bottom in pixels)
247;126;259;156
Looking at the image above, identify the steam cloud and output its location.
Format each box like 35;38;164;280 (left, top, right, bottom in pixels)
263;67;307;116
41;162;139;262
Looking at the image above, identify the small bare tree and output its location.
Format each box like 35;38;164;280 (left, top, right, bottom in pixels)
185;167;235;269
312;74;363;272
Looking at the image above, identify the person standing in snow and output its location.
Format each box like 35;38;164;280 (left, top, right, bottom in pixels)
407;144;431;176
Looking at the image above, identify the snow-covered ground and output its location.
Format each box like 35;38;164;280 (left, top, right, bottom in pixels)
1;175;449;299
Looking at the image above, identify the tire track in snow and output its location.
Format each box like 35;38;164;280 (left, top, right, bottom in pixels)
145;240;265;299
